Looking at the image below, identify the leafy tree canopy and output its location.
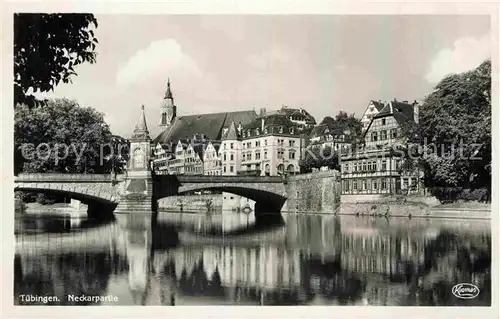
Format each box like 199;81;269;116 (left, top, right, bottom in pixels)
319;111;362;137
14;13;98;107
15;98;127;174
300;146;339;172
402;59;491;201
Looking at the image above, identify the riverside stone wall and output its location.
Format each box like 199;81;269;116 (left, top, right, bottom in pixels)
337;202;491;219
283;170;341;213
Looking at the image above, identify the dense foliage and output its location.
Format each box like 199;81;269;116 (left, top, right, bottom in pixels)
14;13;98;107
402;60;491;202
300;146;339;172
320;111;363;138
15;98;127;175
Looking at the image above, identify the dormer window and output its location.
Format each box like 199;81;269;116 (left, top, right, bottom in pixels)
290;127;294;134
243;132;246;138
264;127;268;134
279;126;283;134
247;129;251;136
256;128;260;135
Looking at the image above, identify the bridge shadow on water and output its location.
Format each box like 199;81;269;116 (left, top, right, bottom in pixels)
148;211;286;251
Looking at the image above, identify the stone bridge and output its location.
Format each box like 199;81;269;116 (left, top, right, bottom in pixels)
14;107;340;218
14;173;290;217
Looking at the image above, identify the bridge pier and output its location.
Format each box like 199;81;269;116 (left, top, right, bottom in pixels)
114;176;156;214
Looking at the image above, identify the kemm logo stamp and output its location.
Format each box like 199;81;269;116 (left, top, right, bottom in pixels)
452;283;480;299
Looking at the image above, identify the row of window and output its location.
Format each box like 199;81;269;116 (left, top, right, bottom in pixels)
175;140;298;156
205;171;221;176
344;178;389;191
204;160;222;168
343;177;415;191
242;139;296;149
343;159;402;173
221;163;296;174
241;126;295;138
370;129;398;142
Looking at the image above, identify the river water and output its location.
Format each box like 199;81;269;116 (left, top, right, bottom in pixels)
14;211;491;306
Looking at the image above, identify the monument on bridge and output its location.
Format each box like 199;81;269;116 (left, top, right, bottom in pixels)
115;106;155;213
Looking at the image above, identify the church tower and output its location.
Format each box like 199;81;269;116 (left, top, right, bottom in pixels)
159;78;176;129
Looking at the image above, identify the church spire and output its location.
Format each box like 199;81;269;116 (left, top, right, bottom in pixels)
132;105;150;141
165;78;173;100
159;78;176;129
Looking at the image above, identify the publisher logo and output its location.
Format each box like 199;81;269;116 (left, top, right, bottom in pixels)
452;283;480;299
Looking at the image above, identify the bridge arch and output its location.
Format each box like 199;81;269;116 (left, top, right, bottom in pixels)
14;174;121;217
153;175;288;217
15;185;118;206
15;185;118;218
178;184;286;207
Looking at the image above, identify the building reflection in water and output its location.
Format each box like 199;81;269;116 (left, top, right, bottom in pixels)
14;211;491;306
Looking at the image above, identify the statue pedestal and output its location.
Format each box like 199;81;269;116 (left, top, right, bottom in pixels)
115;171;155;214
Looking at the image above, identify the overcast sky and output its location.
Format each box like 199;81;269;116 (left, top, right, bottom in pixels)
34;15;491;138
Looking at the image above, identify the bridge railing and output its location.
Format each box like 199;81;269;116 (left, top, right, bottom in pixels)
15;173;125;183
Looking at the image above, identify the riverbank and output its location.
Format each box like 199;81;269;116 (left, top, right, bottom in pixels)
336;201;490;219
21;202;88;218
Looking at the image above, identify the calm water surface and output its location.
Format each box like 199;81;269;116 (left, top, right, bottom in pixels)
14;211;491;306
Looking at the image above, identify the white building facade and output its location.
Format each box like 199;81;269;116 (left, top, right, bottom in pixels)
203;141;222;176
241;115;303;176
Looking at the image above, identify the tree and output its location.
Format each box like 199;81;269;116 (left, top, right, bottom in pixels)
320;111;363;137
300;146;339;172
14;13;98;107
402;59;491;201
14;98;116;174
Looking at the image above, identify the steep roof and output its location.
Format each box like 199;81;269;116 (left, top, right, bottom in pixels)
153;110;257;144
277;106;316;124
391;101;415;125
192;143;204;160
243;113;296;130
374;100;415;126
222;121;240;140
365;100;416;135
310;122;349;139
310;124;328;137
369;100;385;111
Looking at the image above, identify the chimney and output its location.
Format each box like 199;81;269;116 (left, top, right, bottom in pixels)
261;118;265;132
413;101;419;124
260;108;266;117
